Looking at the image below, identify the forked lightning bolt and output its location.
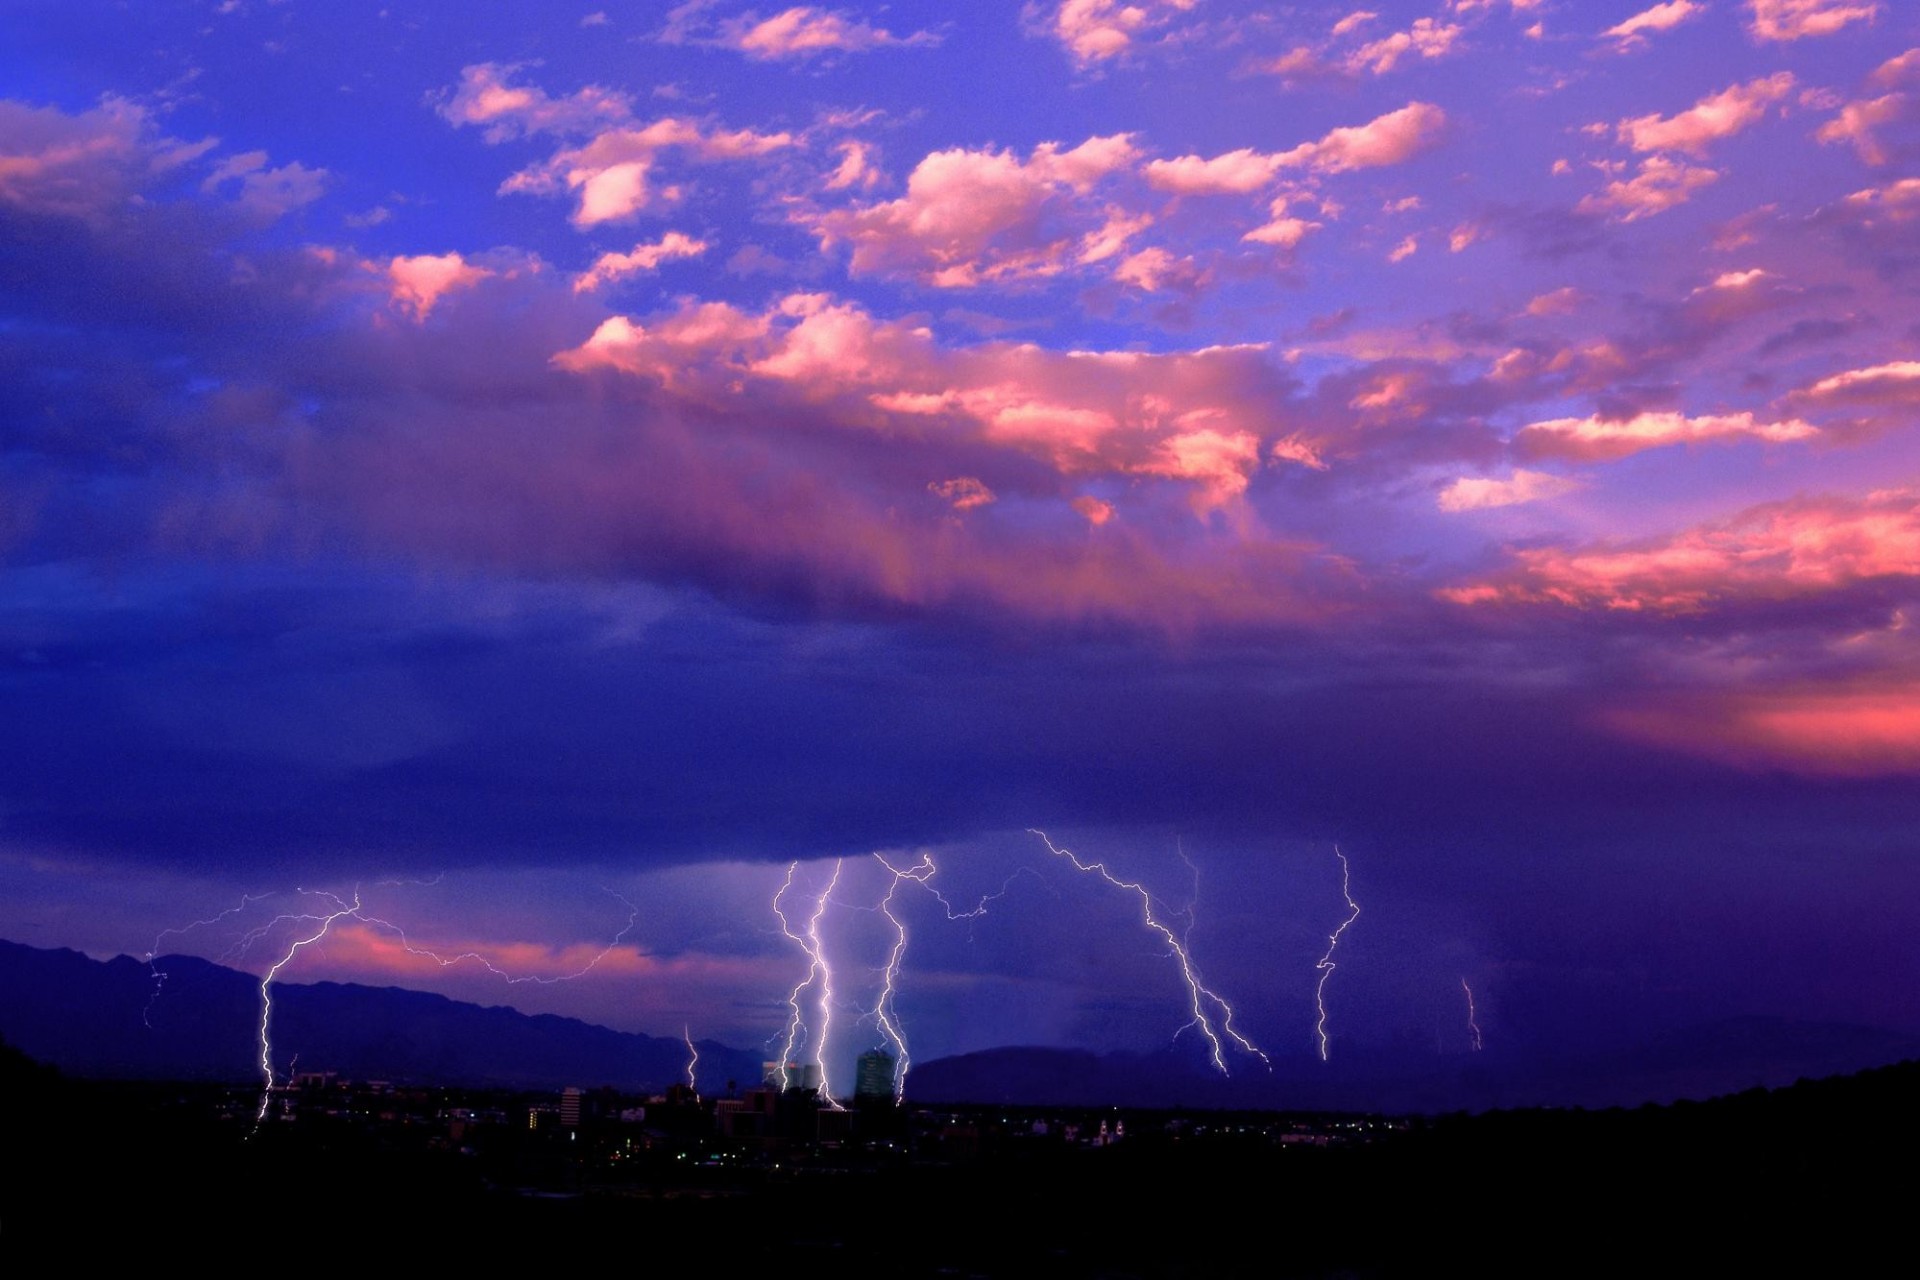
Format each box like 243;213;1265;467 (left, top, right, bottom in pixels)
772;859;844;1107
865;851;1043;1102
251;889;363;1129
145;892;275;1027
1028;830;1267;1074
1314;846;1361;1062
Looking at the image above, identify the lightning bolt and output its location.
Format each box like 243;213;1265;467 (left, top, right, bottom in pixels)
252;888;363;1131
869;855;921;1102
144;882;642;1134
1313;846;1361;1063
683;1025;700;1097
1461;977;1484;1052
772;859;844;1107
144;891;275;1028
1028;830;1267;1074
860;852;1046;1102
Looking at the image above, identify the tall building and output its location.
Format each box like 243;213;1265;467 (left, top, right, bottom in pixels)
854;1048;897;1102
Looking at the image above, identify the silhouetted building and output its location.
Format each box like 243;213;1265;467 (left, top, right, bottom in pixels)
855;1049;897;1102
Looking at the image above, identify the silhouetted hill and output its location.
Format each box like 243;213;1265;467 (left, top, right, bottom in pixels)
908;1015;1920;1113
0;939;756;1092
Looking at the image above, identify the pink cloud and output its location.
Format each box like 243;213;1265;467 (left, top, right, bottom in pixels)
552;290;1297;512
1815;93;1915;165
1577;154;1719;220
1515;410;1818;462
825;140;881;190
573;230;708;293
803;135;1142;286
1243;197;1321;248
928;476;996;511
1441;491;1920;612
1746;0;1881;42
436;63;631;141
1615;73;1795;157
1144;148;1285;195
1828;176;1920;227
1111;245;1207;292
1869;48;1920;88
1524;286;1586;316
501;116;795;226
0;97;211;222
1279;102;1449;173
718;7;938;60
1041;0;1200;67
1602;1;1704;47
1793;359;1920;406
1437;469;1580;511
1343;19;1462;75
388;252;495;320
1072;495;1115;525
1606;679;1920;776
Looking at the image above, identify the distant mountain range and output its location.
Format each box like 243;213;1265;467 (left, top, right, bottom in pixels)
5;938;1916;1110
0;939;760;1094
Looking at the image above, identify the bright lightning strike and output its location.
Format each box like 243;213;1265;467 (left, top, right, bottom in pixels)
1461;977;1484;1053
870;855;920;1102
144;883;641;1135
252;888;363;1131
772;859;844;1107
1313;846;1361;1063
864;852;1043;1102
683;1025;700;1098
1028;830;1267;1075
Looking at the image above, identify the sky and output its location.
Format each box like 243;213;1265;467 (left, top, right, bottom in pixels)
3;0;1919;1093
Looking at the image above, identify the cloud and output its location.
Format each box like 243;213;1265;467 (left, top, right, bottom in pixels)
1278;101;1449;173
1815;92;1916;165
387;252;495;320
803;134;1142;286
1615;74;1795;157
1601;1;1704;48
1343;18;1462;75
0;97;210;222
1577;155;1718;220
1746;0;1881;42
1438;469;1580;511
1039;0;1200;67
573;231;709;292
201;150;327;221
1243;197;1321;248
552;289;1300;514
1514;410;1819;462
1442;490;1920;612
1144;148;1286;195
501;116;794;227
1606;677;1920;776
928;476;995;511
717;7;939;60
1524;286;1585;316
1792;359;1920;407
435;63;631;142
1257;14;1462;83
439;65;793;226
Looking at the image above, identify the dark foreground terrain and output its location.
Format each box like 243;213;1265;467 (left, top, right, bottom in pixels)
5;1037;1911;1276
